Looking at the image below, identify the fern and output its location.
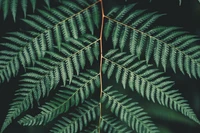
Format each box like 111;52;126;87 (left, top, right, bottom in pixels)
80;124;99;133
104;5;200;78
101;86;159;133
18;70;100;126
100;115;133;133
102;49;200;124
0;0;99;84
0;0;200;133
50;99;99;133
0;0;64;21
0;35;99;132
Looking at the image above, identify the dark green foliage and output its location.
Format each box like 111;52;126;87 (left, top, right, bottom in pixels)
0;0;200;133
101;86;159;133
100;115;133;133
50;99;99;133
0;0;64;21
0;0;99;84
104;5;200;78
80;124;99;133
18;70;100;126
102;49;200;124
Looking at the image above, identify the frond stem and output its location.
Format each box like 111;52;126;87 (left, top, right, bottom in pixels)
99;0;105;132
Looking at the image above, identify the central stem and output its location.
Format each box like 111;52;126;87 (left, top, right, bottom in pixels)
99;0;105;132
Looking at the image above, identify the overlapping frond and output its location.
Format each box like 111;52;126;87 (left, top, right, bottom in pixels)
104;4;200;78
18;70;100;126
100;115;133;133
1;35;100;133
102;49;200;124
101;86;159;133
0;0;64;21
0;0;100;84
50;99;99;133
80;124;98;133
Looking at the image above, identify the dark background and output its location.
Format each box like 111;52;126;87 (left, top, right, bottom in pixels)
0;0;200;133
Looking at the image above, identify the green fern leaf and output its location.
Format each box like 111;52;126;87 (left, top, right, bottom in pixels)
18;70;100;126
0;35;99;132
10;0;17;22
44;0;50;9
102;49;200;124
80;124;98;133
0;0;64;21
50;99;99;133
0;0;100;84
54;25;62;51
104;5;200;78
30;0;36;12
84;10;95;34
92;4;100;28
2;0;9;20
101;86;159;133
100;115;133;133
21;0;27;17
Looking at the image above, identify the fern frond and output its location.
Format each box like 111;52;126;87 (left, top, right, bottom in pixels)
1;35;100;132
100;115;133;133
80;124;98;133
18;70;100;126
0;0;100;84
101;86;159;133
102;49;200;124
104;5;200;78
0;0;64;20
50;99;99;133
